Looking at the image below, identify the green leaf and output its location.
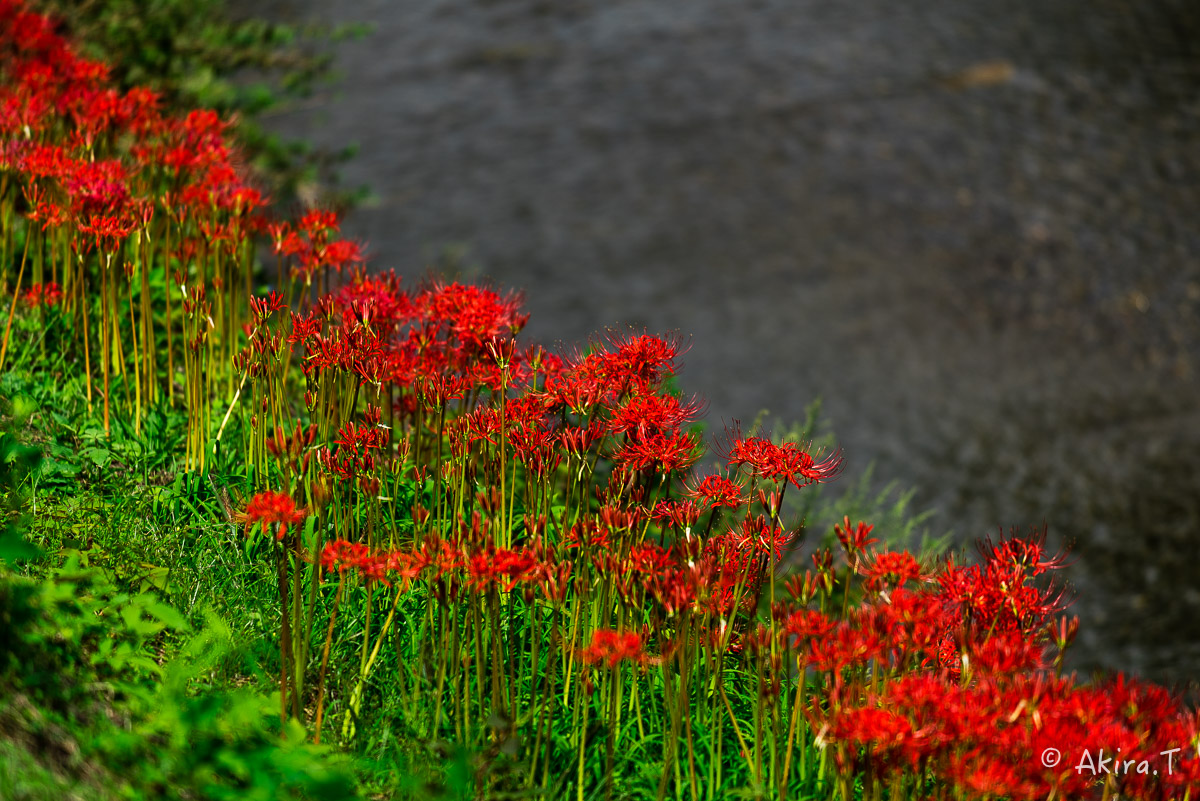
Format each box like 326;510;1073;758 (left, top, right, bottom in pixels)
138;565;174;595
142;597;189;632
0;526;42;564
81;447;112;468
301;514;318;552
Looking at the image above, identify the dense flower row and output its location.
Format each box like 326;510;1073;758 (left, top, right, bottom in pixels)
229;259;1200;798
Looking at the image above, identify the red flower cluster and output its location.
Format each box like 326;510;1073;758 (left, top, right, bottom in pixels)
686;474;745;511
860;550;924;593
240;490;307;540
272;210;365;284
20;281;61;308
1;0;267;243
578;629;651;669
725;432;843;489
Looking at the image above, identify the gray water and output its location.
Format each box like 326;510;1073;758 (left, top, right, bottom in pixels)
249;0;1200;687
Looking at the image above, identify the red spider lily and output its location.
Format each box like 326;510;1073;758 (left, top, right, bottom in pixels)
563;519;611;551
783;569;821;605
355;551;400;586
0;85;51;138
333;270;410;334
611;429;701;473
17;144;72;181
249;291;287;324
808;618;884;674
319;541;420;588
297;208;339;239
465;549;502;593
386;549;427;587
315;238;366;273
645;566;699;617
465;546;538;594
470;346;532;392
417;536;467;581
240;490;307;540
731;513;791;561
63;86;126;140
780;607;837;642
696;532;759;616
651;499;701;530
507;418;562;476
64;158;130;216
977;524;1069;577
826;706;915;763
1051;614;1080;657
528;558;572;605
557;421;604;458
287;310;322;346
600;331;686;392
77;210;137;246
26;198;68;231
725;432;843;489
932;531;1070;649
182;162;262;213
607;391;702;438
860;550;924;593
266;422;319;476
539;368;608;414
560;331;685;403
920;629;962;680
812;547;833;574
834;516;878;565
591;555;640;607
945;749;1039;800
291;235;365;281
11;13;1200;794
414;372;470;407
597;502;645;533
277;228;309;259
0;4;66;62
319;540;368;575
965;627;1045;677
802;529;1200;800
685;474;745;510
905;671;1193;799
492;548;538;591
410;279;528;354
578;629;651;669
304;321;387;386
739;623;781;658
20;282;61;308
851;587;954;672
333;419;389;453
504;392;556;426
625;543;675;575
177;109;231;161
319;444;377;484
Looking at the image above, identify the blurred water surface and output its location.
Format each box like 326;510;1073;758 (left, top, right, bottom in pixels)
249;0;1200;686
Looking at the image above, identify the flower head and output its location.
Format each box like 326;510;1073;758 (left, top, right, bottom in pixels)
578;629;651;669
240;490;307;540
725;430;843;489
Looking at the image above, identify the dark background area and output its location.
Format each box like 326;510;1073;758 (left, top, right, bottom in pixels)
248;0;1200;687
